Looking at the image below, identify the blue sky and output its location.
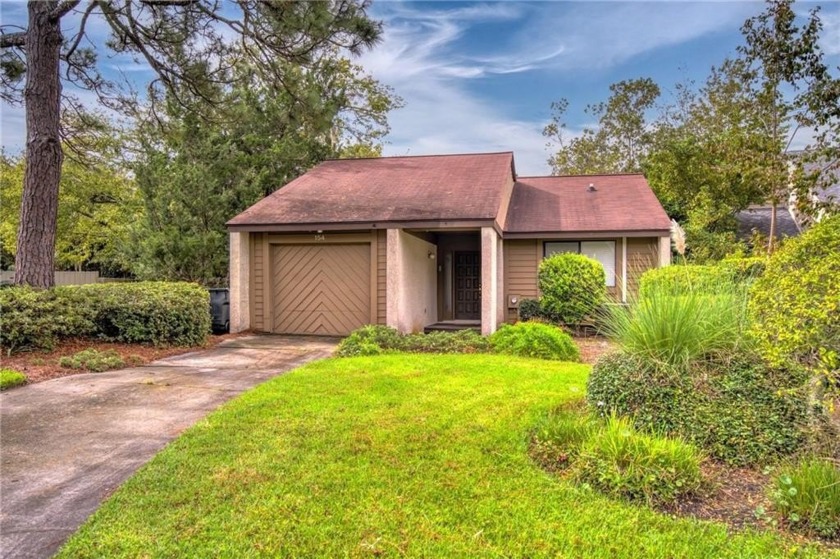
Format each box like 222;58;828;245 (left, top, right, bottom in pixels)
2;1;840;174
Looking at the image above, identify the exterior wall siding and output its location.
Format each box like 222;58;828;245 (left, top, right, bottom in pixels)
251;233;265;331
626;237;659;294
503;239;539;323
377;229;387;325
502;236;660;323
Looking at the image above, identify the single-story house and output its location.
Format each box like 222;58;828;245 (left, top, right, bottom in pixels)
227;152;671;336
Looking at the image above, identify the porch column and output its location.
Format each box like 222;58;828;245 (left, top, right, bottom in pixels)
481;227;500;335
659;236;672;267
229;231;250;333
386;228;401;331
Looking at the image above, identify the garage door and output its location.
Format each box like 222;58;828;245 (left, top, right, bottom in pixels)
271;244;371;335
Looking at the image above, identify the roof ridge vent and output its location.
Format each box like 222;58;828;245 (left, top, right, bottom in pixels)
587;183;597;192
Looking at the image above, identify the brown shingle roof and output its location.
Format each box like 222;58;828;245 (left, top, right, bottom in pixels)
504;174;671;234
227;152;514;227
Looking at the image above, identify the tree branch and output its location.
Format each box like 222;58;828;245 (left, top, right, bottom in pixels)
51;0;83;21
0;32;26;49
64;0;98;64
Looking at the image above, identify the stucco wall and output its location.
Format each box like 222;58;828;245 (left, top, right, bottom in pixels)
386;229;438;333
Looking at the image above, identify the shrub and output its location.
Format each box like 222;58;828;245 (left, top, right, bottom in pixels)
0;282;210;353
61;282;211;346
587;351;810;465
336;325;490;357
517;298;542;322
719;256;767;282
538;253;606;324
59;349;125;372
490;322;579;361
529;402;597;471
749;214;840;377
0;369;27;390
0;286;92;353
574;415;703;505
771;457;840;539
639;265;737;297
598;279;750;370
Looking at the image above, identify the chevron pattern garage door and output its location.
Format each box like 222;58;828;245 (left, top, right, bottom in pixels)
272;244;371;335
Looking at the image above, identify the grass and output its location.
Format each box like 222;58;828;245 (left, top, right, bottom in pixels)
58;355;831;558
771;457;840;539
0;368;27;390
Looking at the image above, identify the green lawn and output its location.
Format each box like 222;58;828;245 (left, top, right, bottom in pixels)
58;355;832;558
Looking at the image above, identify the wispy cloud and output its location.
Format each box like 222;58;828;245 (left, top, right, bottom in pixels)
363;1;752;174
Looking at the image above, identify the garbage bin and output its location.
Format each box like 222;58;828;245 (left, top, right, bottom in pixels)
209;288;230;334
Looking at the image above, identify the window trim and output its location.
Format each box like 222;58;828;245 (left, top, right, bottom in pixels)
543;240;616;287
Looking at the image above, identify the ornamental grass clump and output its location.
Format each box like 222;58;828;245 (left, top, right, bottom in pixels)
529;403;598;470
771;457;840;540
598;276;749;371
574;415;704;505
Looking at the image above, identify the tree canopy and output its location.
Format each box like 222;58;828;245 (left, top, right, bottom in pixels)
0;0;385;287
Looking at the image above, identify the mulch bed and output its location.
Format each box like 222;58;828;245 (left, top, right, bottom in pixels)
573;336;616;365
1;332;249;384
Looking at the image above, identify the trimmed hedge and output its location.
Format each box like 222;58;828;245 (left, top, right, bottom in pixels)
587;351;810;465
0;282;210;353
490;322;579;361
538;253;606;324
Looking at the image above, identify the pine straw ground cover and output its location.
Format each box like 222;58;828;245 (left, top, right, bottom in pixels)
58;354;832;558
1;332;247;384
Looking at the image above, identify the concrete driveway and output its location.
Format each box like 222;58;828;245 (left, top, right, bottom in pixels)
0;335;337;559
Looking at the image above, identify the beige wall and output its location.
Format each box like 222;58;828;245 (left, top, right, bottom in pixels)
502;236;663;323
386;229;438;333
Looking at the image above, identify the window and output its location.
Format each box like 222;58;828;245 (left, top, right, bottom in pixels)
544;240;616;287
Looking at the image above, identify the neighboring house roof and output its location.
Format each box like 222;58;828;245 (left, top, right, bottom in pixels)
227;152;671;236
226;152;515;227
735;205;801;240
504;174;671;234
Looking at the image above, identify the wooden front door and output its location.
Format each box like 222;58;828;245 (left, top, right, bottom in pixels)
454;251;481;319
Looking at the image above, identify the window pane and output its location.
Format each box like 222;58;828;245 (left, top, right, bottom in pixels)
581;241;616;287
544;242;579;257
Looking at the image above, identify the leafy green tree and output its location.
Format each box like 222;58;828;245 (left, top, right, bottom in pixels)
739;0;840;249
544;78;660;175
0;115;139;275
0;0;381;287
125;57;401;284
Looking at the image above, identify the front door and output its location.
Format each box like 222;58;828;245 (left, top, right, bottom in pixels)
454;251;481;319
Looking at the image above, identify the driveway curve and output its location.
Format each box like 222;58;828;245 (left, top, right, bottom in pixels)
0;335;337;559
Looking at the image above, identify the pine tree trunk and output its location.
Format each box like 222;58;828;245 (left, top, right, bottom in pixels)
14;1;63;288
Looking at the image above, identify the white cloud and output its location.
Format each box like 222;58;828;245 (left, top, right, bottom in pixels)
362;1;753;175
820;9;840;56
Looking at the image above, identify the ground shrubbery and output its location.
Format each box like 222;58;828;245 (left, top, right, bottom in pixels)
338;323;579;362
537;253;606;324
336;325;491;357
490;322;579;361
530;406;704;505
592;261;818;466
588;351;810;465
0;368;27;390
770;457;840;540
0;282;211;353
59;349;126;373
749;215;840;382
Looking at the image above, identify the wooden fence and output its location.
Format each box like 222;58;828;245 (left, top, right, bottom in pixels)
0;271;101;286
